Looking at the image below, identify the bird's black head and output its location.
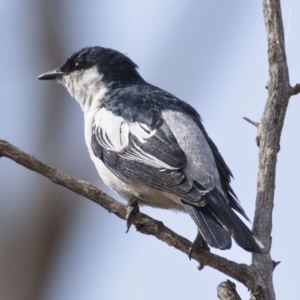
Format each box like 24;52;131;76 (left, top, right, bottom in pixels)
60;47;144;84
39;46;143;85
38;47;145;108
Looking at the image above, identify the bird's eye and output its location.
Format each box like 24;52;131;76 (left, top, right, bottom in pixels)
74;62;82;70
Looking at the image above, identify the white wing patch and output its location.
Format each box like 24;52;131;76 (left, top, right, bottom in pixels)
93;107;156;151
93;108;178;170
129;122;156;143
94;108;129;152
121;139;177;169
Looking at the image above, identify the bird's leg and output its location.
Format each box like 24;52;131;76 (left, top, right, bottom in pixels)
189;231;210;270
125;198;140;233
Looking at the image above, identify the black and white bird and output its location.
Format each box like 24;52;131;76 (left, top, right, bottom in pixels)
38;46;262;253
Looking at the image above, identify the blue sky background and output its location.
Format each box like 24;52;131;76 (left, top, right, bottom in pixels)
1;1;300;299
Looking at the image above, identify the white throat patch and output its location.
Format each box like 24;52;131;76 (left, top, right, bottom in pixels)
60;66;109;112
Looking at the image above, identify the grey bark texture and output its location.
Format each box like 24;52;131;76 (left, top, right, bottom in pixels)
250;0;297;299
1;0;299;299
217;280;242;300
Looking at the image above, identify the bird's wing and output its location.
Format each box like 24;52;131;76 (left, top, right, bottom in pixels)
91;107;207;206
90;91;260;252
196;121;250;221
165;97;250;221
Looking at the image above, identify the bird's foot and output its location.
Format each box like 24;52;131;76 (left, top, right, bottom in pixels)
188;231;210;270
125;198;140;233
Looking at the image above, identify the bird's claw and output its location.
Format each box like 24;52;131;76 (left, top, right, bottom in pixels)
125;198;139;233
188;232;210;270
197;263;205;271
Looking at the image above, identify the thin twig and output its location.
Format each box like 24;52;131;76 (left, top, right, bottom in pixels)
243;117;259;127
0;139;254;288
290;83;300;96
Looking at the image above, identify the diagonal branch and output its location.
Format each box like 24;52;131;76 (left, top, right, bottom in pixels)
0;139;255;287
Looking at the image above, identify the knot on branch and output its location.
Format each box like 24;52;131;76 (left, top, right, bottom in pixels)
250;286;264;300
268;43;279;66
134;214;165;234
217;280;241;300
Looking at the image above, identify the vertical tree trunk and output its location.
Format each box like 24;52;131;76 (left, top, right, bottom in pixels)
251;0;291;299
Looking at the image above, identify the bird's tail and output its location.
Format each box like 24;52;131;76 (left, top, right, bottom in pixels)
183;189;262;253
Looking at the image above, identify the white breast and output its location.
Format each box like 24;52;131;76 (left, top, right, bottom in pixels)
83;108;184;211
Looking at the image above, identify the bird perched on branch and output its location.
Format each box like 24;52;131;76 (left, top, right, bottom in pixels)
38;46;262;253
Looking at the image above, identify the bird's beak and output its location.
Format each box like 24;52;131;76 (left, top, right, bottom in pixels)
38;70;66;80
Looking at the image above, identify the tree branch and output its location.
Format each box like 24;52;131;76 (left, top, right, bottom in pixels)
0;139;255;287
251;0;292;299
217;280;242;300
290;83;300;96
243;117;259;127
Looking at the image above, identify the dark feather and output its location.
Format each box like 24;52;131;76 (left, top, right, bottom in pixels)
183;202;232;250
123;121;186;169
184;189;260;253
93;82;259;251
91;130;206;205
105;84;246;215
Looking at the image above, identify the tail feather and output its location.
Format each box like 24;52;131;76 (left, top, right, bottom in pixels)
183;202;231;250
183;189;261;253
208;190;260;252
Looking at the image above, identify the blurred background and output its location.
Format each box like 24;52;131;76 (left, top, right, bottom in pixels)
1;1;299;299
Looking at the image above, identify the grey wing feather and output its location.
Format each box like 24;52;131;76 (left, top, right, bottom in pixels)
164;108;249;220
91;111;206;205
92;87;261;252
161;109;260;252
91;103;261;252
161;110;220;191
197;122;250;220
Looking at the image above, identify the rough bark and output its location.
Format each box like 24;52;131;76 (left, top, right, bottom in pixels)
250;0;294;299
217;280;241;300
